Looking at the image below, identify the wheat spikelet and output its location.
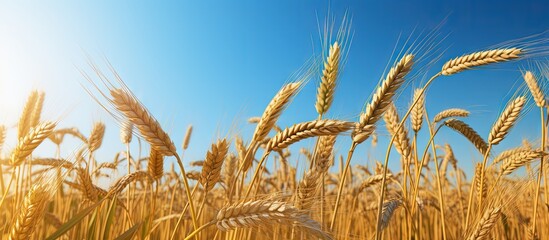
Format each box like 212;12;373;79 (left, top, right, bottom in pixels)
316;42;341;115
523;71;546;107
216;199;332;239
266;120;353;152
148;149;164;180
11;121;56;166
296;170;321;210
182;125;193;150
500;150;545;175
110;88;176;156
315;135;336;172
88;122;106;152
488;96;526;145
120;118;133;144
359;173;392;192
467;206;501;240
433;108;470;124
444;119;488;155
29;91;45;129
108;171;152;195
384;104;413;164
411;88;425;133
441;48;521;75
352;54;414;143
17;91;39;139
200;139;229;192
252;82;302;144
9;184;49;240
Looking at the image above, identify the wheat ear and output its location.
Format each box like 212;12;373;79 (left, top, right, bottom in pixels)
216;200;332;240
108;171;152;195
444;119;488;155
148;149;164;180
316;41;341;115
9;184;49;240
488;96;526;145
411;88;425;133
88;122;106;152
315;135;336;172
266;120;353;151
17;91;39;139
252;82;302;144
359;173;393;192
467;206;501;240
524;71;546;107
296;170;321;210
352;54;414;143
433;108;470;124
120;118;133;144
110;88;176;156
200;139;229;192
182;125;193;150
500;150;545;175
384;104;412;164
442;48;521;75
11;122;56;166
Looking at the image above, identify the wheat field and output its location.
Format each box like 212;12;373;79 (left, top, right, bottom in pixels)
2;16;549;240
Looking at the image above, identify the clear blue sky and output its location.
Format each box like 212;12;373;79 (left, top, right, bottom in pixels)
0;1;548;177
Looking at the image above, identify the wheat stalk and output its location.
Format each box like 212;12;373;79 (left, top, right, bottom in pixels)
266;120;353;151
442;48;521;75
352;54;414;143
488;96;526;145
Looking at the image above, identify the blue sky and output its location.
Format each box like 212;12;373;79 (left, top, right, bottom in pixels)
0;1;548;177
